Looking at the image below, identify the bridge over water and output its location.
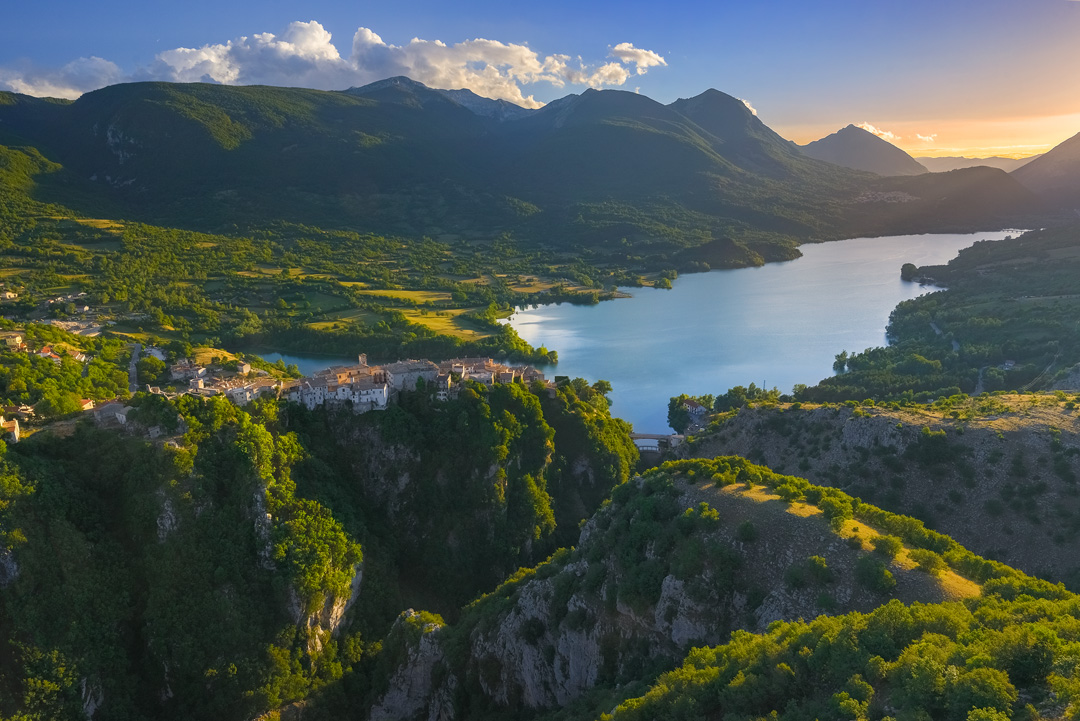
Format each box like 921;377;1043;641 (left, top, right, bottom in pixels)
629;433;685;452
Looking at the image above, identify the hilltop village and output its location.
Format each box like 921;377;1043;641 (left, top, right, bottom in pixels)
0;322;554;442
184;353;549;409
93;353;552;431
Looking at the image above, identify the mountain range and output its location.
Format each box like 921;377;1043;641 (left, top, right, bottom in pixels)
917;155;1040;173
0;77;1050;253
795;121;1080;210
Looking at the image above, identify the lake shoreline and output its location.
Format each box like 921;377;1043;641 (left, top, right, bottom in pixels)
506;230;1023;433
235;230;1026;432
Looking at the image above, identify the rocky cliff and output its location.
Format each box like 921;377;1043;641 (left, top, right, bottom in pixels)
367;458;979;719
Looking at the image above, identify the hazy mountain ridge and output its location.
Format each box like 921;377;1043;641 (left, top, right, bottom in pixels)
918;155;1040;173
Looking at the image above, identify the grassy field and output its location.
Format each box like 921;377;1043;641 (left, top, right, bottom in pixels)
353;289;453;303
192;346;238;364
306;308;382;330
400;308;485;338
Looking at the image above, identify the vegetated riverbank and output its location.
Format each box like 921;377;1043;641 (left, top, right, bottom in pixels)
804;224;1080;401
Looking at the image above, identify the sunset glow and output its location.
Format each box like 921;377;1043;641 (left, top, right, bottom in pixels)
782;112;1080;159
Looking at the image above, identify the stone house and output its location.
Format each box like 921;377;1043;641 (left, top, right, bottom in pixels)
384;360;440;391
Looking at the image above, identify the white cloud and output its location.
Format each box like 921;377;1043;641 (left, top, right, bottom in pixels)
609;42;667;75
916;133;938;142
0;56;123;99
856;122;902;142
739;98;758;116
0;21;668;108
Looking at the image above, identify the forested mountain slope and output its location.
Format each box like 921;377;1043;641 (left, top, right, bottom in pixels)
362;457;1052;721
609;587;1076;720
0;377;636;720
0;80;1047;251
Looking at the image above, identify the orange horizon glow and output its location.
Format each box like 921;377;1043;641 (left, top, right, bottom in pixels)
778;111;1080;159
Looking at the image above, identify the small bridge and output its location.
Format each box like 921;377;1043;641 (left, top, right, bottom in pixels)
629;433;686;453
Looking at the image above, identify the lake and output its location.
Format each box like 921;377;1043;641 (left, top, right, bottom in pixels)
256;351;359;377
506;231;1020;433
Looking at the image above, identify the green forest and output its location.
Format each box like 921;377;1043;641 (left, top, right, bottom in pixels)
0;376;639;720
0;77;1078;721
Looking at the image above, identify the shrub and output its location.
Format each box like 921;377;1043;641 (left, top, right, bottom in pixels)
784;563;810;589
736;520;758;542
816;592;838;612
520;617;546;645
871;534;904;559
786;555;834;588
819;495;853;529
910;548;946;576
947;667;1017;720
855;555;896;593
806;555;834;584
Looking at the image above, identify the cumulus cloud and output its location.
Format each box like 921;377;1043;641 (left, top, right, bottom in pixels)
0;56;123;100
609;42;667;75
916;133;938;142
856;122;901;142
0;21;667;108
739;98;758;116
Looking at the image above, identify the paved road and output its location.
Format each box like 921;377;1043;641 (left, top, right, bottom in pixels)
128;342;141;393
930;321;960;351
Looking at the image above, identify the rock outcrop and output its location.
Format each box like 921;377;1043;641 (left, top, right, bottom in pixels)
367;465;963;719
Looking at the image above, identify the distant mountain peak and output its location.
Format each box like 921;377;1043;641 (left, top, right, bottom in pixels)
344;75;536;122
672;88;751;114
345;75;430;94
433;87;535;121
342;75;464;112
800;125;928;176
668;88;784;149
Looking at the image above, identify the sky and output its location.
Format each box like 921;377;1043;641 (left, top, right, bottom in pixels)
2;0;1079;158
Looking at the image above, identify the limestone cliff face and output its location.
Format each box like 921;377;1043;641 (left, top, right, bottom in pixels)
369;611;455;721
286;562;364;654
0;546;18;586
331;423;422;522
367;470;956;719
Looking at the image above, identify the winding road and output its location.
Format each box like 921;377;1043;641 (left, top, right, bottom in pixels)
128;343;141;393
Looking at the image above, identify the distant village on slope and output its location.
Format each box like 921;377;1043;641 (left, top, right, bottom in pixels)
0;321;554;442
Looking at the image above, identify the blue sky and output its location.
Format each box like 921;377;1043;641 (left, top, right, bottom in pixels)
2;0;1079;155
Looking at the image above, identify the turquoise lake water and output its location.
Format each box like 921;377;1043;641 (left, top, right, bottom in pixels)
256;351;358;377
506;231;1020;432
